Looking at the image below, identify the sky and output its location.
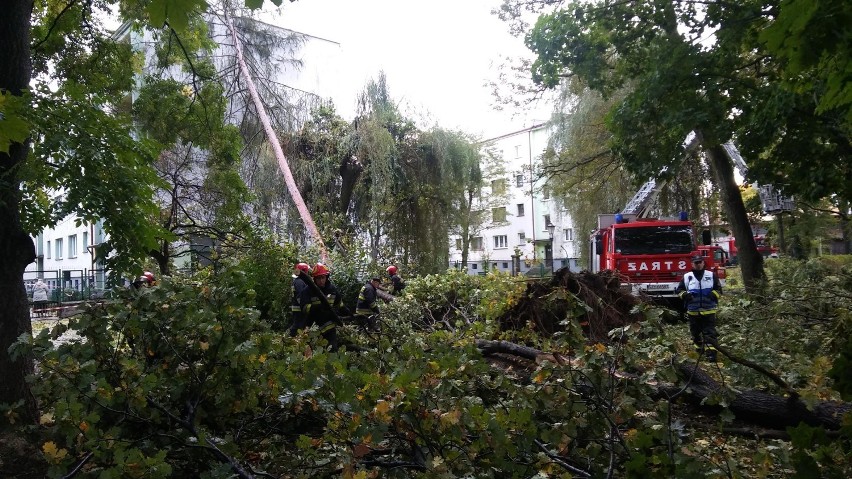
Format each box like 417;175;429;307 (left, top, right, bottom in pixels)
269;0;552;139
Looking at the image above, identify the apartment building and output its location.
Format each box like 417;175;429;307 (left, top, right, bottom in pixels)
448;123;581;276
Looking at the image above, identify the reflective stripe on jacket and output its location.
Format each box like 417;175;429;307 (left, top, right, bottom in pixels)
678;270;721;315
299;282;341;330
356;282;380;316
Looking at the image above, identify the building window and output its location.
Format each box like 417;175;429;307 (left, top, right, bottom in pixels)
494;235;508;249
543;215;551;230
517;203;525;217
455;238;462;250
518;232;526;244
491;179;506;195
55;238;64;260
514;145;521;158
471;237;483;251
68;234;77;258
82;231;88;253
502;262;509;268
471;263;478;270
543;189;550;200
47;240;51;259
492;207;507;223
564;228;574;241
515;174;524;187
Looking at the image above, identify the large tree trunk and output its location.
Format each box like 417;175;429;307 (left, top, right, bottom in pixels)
0;0;38;427
669;361;851;430
701;137;765;291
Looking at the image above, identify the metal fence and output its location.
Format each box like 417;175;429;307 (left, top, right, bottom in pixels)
24;269;114;315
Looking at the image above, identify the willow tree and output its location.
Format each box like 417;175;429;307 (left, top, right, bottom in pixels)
543;81;635;266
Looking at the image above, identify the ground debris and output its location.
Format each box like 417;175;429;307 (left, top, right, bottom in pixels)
498;269;642;341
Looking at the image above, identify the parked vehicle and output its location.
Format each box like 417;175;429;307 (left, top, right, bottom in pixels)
590;212;722;299
715;235;778;264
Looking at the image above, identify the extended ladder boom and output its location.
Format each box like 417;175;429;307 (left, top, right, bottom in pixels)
622;133;701;217
722;142;795;214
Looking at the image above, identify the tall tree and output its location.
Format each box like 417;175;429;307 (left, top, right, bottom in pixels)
0;0;227;427
518;0;780;289
0;0;38;424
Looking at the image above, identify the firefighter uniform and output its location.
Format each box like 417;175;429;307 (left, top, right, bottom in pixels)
356;278;382;331
676;256;723;361
297;264;341;351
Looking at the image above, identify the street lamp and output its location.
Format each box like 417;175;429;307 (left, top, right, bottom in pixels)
546;222;556;273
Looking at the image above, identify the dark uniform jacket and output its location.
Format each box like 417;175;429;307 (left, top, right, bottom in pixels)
389;274;405;295
299;280;342;334
356;281;381;316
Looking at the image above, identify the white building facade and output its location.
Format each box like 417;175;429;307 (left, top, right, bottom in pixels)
448;124;581;276
25;218;108;296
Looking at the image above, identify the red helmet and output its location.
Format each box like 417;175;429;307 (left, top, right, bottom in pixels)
386;265;398;275
295;262;311;274
143;271;155;282
312;263;330;278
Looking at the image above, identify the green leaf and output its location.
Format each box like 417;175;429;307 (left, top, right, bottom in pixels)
0;91;31;154
244;0;264;9
146;0;208;32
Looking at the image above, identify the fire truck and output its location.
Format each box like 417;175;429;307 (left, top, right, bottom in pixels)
588;134;725;299
589;212;722;299
714;235;778;265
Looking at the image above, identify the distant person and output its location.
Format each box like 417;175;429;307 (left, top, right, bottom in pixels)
142;271;156;286
289;262;312;337
355;276;383;331
32;279;50;316
676;256;723;362
131;271;157;290
297;263;343;351
386;265;406;295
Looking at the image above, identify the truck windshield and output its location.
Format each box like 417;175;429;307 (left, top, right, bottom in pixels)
614;226;694;255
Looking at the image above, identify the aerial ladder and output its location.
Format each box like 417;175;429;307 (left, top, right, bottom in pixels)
622;133;701;218
722;143;795;215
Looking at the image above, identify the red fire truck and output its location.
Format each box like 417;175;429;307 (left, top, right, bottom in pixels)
716;235;778;265
589;213;724;299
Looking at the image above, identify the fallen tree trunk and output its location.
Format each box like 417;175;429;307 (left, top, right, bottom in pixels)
475;340;852;431
665;361;851;430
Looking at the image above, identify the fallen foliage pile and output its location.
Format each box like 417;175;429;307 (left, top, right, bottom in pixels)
498;268;642;340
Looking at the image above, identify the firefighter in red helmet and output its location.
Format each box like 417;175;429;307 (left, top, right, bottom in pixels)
295;263;342;351
386;265;405;295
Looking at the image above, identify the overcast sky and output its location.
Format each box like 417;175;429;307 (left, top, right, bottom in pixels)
271;0;551;139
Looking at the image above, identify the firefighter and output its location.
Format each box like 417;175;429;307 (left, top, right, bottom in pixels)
676;255;723;362
297;263;342;351
289;262;311;337
356;276;383;331
132;271;156;290
386;265;406;295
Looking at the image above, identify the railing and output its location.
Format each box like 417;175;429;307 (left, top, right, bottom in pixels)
25;268;115;317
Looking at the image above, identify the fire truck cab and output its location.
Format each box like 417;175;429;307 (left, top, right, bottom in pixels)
590;212;725;298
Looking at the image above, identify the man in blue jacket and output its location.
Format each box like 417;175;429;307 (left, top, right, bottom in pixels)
676;255;723;362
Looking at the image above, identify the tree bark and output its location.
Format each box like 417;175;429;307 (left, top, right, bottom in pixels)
701;136;765;291
0;0;38;426
669;361;851;430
